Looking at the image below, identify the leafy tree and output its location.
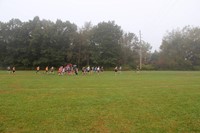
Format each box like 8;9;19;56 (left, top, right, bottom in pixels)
0;17;154;70
141;41;152;65
119;32;139;68
75;22;93;66
91;21;123;67
159;26;200;70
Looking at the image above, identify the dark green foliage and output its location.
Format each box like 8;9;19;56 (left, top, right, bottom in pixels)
0;17;78;68
0;18;148;69
6;18;200;70
91;21;123;66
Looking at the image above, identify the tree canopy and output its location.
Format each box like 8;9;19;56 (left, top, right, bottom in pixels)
157;26;200;70
0;17;200;70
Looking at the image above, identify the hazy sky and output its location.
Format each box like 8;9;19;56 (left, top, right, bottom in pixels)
0;0;199;50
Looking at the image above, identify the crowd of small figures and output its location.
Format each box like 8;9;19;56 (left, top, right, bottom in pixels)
7;65;105;75
6;65;127;75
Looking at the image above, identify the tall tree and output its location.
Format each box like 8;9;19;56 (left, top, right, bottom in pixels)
159;26;200;70
76;22;93;66
91;21;123;67
120;32;139;67
0;17;155;69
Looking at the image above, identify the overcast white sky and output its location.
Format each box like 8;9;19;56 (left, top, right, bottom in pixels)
0;0;199;50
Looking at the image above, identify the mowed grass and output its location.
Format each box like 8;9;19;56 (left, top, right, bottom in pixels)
0;71;200;133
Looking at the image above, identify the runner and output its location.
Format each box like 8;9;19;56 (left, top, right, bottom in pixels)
45;66;49;74
36;66;40;73
119;66;122;73
7;66;11;74
114;66;118;75
58;66;63;75
97;66;100;75
50;66;54;74
12;66;16;74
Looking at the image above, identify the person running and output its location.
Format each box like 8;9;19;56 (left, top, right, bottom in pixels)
45;66;49;74
114;66;118;75
75;68;78;75
36;66;40;73
12;66;16;74
87;66;90;74
7;66;11;74
50;66;54;74
97;66;100;75
101;66;104;72
58;66;63;75
119;66;122;73
82;67;85;75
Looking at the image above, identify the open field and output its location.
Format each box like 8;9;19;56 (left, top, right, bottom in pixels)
0;71;200;132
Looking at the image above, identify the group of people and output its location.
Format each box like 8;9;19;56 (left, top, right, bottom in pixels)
81;66;104;75
36;65;104;76
7;66;15;74
57;64;78;76
36;66;55;74
6;65;125;75
35;64;82;76
114;66;122;74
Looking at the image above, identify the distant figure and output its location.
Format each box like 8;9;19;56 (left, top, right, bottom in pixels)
82;67;86;75
94;67;97;73
114;66;118;75
101;66;104;72
87;66;90;73
50;66;54;74
75;68;78;75
45;66;49;73
62;66;65;75
97;66;100;75
119;66;122;73
136;66;140;73
91;67;94;74
36;66;40;73
7;66;11;74
58;66;63;75
73;65;78;75
12;67;15;74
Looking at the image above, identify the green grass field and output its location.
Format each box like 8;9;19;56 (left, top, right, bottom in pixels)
0;71;200;133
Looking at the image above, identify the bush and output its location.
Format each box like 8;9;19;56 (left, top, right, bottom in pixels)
142;64;156;70
193;66;200;71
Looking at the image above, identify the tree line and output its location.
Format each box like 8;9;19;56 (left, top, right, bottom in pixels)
0;16;200;70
